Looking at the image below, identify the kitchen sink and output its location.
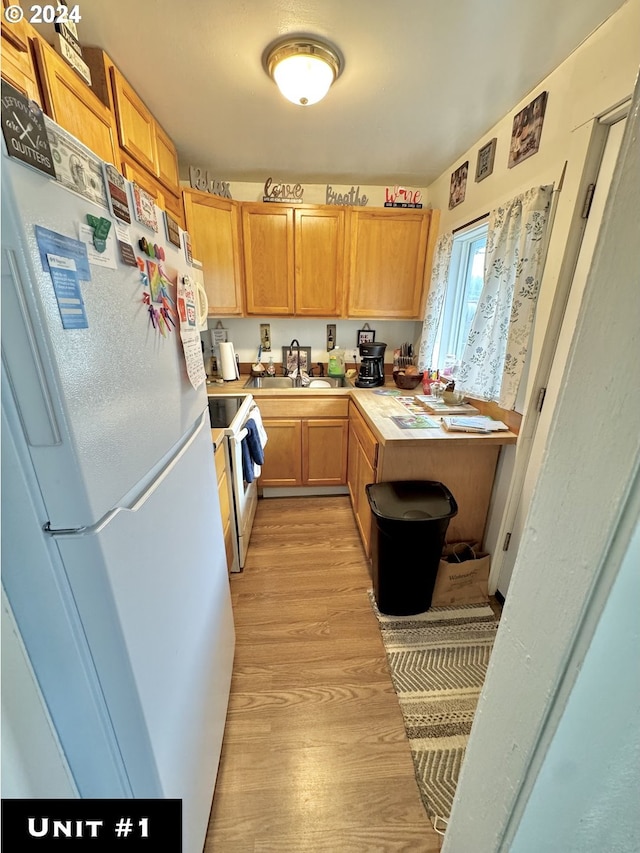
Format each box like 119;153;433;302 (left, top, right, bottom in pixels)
243;375;347;389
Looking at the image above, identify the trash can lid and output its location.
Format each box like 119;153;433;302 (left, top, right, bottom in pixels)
366;480;458;521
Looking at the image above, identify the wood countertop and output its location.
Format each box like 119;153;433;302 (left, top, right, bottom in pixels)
206;377;518;448
350;393;517;447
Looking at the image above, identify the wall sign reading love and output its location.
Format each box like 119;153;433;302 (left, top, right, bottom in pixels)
262;177;304;203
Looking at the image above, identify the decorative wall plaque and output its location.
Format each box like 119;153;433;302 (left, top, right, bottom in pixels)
263;177;304;203
448;162;468;210
326;185;368;206
188;166;232;198
384;186;423;208
475;138;497;183
508;92;548;168
1;80;55;177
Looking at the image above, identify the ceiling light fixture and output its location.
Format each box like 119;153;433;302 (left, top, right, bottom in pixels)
266;38;342;107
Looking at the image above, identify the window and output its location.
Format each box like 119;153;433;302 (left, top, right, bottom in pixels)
432;222;487;373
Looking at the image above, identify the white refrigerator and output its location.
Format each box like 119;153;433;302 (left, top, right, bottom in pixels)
1;146;235;852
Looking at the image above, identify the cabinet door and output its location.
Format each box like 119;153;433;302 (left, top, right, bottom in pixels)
356;437;376;557
347;421;359;508
303;419;348;486
155;121;179;192
32;38;117;164
1;2;29;52
110;65;157;175
346;208;432;318
183;189;244;316
121;153;161;201
1;16;40;104
242;204;295;315
160;189;185;231
294;207;345;317
259;419;302;487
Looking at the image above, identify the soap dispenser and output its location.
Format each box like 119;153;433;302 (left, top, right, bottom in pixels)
328;348;345;377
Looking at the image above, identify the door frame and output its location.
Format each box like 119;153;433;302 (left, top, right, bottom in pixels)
489;97;631;596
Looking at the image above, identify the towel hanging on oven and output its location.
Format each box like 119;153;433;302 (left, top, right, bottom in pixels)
241;418;264;483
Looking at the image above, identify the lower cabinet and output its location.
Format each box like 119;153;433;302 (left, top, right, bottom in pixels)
214;438;238;573
258;397;349;488
347;402;379;557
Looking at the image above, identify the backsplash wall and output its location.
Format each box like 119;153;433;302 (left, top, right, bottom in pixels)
202;318;422;371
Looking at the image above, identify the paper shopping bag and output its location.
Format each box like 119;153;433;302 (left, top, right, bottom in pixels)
431;541;490;606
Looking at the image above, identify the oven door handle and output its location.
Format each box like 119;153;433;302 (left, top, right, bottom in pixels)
230;429;248;447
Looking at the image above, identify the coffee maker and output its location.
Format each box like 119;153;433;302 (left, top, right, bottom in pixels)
355;342;387;388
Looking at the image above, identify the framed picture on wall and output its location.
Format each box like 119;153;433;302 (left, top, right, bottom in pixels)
357;328;376;346
508;91;548;168
475;138;497;182
448;161;468;209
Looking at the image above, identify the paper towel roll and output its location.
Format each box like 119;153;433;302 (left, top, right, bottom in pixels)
219;341;239;381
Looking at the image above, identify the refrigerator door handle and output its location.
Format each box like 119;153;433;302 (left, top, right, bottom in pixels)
2;248;62;446
48;411;209;537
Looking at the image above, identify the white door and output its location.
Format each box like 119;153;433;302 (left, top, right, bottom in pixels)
497;117;627;596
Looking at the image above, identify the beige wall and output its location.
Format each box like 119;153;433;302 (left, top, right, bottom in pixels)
424;0;639;409
181;179;429;209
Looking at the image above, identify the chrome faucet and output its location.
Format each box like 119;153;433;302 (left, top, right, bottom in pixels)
288;339;301;386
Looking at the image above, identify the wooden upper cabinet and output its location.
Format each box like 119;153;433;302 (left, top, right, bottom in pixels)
1;2;29;51
1;11;40;103
109;64;180;197
31;37;118;165
110;66;157;174
161;188;185;230
154;122;179;192
241;203;344;317
346;208;434;319
242;203;295;315
183;189;244;316
294;206;345;317
120;151;161;200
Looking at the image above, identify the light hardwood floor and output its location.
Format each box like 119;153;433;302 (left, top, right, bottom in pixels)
205;496;442;852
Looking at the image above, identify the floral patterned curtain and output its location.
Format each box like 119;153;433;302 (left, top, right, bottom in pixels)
417;232;454;372
457;185;553;409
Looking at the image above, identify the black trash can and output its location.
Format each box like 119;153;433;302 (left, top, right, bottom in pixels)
366;480;458;616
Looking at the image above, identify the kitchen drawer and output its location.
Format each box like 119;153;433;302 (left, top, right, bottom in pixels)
258;396;349;419
349;401;378;467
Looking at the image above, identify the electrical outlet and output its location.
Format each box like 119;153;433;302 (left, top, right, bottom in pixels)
326;324;336;350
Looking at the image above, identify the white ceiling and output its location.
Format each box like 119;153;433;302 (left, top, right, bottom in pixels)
75;0;627;186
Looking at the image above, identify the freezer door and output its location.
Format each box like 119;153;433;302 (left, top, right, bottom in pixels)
1;153;205;528
55;414;235;853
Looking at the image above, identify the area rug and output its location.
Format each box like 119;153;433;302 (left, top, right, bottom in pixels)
369;592;500;830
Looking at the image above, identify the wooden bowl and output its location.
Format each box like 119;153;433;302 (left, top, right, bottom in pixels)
393;370;423;390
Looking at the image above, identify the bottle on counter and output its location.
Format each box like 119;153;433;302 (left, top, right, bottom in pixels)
266;357;275;376
328;348;345;377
